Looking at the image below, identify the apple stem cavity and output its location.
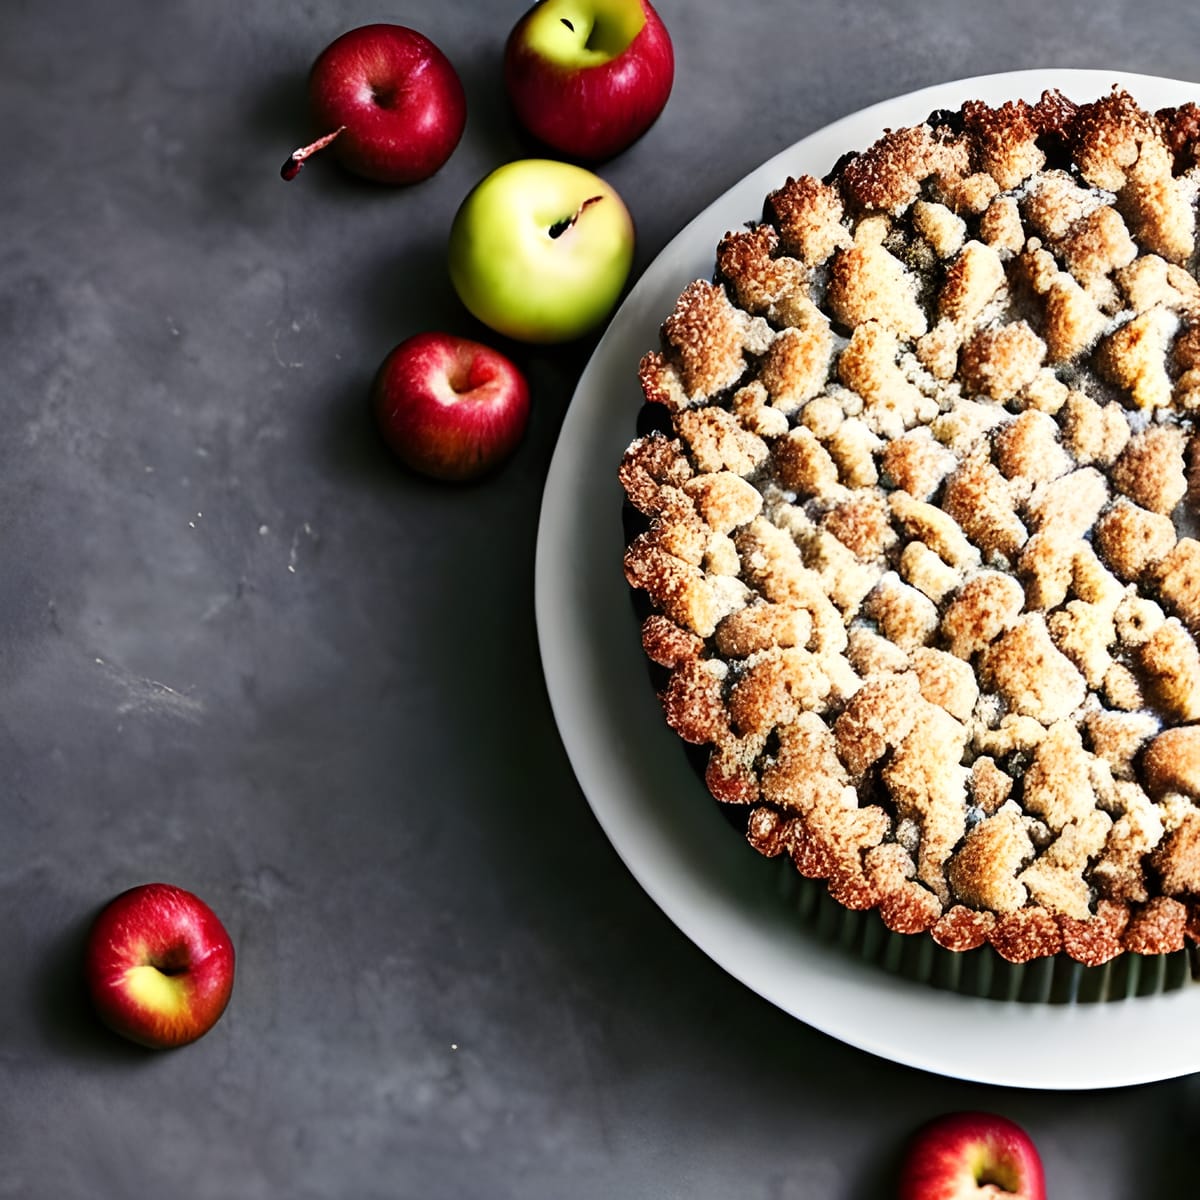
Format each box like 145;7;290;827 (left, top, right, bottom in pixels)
280;126;347;181
548;194;603;239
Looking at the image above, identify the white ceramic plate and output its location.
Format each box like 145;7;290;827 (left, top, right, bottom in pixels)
535;69;1200;1089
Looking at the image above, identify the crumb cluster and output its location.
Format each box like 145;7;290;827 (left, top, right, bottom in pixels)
623;89;1200;964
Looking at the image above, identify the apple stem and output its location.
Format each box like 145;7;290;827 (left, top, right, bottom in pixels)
548;195;603;239
280;126;346;181
561;17;574;30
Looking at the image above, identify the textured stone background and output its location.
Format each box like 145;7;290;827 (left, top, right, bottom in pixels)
2;1;1198;1196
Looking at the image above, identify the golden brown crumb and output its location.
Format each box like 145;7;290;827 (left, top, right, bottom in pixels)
1142;727;1200;797
1093;497;1177;581
982;615;1088;724
651;280;775;403
1019;808;1112;919
1022;171;1096;240
1047;599;1115;688
1058;205;1138;288
1116;253;1200;312
880;427;957;499
1040;274;1108;363
1119;138;1196;263
772;426;840;498
1025;466;1109;535
882;703;970;896
994;409;1071;482
1151;537;1200;631
862;573;939;649
939;240;1006;326
972;757;1014;814
821;490;893;560
959;321;1046;401
1150;813;1200;895
659;658;730;744
641;614;704;669
675;406;770;477
1072;87;1160;190
888;490;980;570
1058;390;1130;467
912;199;967;258
910;646;979;720
1095;308;1180;410
714;603;812;659
940;570;1025;659
827;240;928;339
840;123;970;214
1137;618;1200;722
963;98;1045;189
899;540;960;603
766;175;852;266
947;806;1033;913
1083;707;1160;778
979;195;1025;254
837;320;933;437
682;471;763;534
940;452;1028;559
717;223;802;314
846;625;910;676
1110;424;1188;514
825;418;882;489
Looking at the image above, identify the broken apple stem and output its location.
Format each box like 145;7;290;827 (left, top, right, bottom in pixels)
548;195;603;238
280;126;347;181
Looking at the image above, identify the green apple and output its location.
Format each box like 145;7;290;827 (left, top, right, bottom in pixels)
448;158;635;343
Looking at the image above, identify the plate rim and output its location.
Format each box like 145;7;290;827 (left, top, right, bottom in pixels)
535;68;1200;1090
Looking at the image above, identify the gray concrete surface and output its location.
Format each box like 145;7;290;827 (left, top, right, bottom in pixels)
2;1;1199;1196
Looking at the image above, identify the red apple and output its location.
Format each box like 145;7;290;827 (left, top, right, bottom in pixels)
897;1112;1046;1200
504;0;674;160
282;24;466;184
372;332;531;481
84;883;236;1050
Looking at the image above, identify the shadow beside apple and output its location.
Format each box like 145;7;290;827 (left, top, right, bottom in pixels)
31;906;157;1064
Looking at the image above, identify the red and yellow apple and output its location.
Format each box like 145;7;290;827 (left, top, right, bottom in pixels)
372;332;531;481
897;1111;1046;1200
448;159;635;343
504;0;674;160
282;24;466;184
84;883;236;1049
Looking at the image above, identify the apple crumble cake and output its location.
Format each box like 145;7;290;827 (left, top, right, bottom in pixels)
620;87;1200;986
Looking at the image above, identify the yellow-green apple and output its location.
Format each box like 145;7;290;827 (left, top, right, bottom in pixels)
448;159;635;342
504;0;674;160
897;1112;1046;1200
372;332;531;481
84;883;235;1050
282;24;466;184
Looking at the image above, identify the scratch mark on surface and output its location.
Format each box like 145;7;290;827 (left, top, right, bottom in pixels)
287;522;316;574
94;656;205;720
271;320;305;369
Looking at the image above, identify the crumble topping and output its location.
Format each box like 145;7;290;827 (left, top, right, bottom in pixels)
622;88;1200;964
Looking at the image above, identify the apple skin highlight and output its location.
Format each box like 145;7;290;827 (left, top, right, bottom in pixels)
84;883;236;1050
